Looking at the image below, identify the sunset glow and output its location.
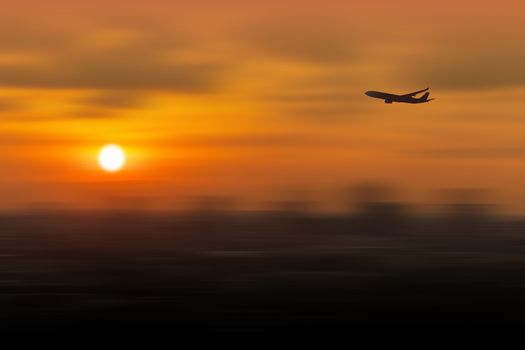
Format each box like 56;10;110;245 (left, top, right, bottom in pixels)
0;0;525;212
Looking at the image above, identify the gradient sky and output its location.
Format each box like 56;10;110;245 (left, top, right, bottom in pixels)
2;0;525;212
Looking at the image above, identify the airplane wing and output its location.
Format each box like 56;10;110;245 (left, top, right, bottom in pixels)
401;87;429;97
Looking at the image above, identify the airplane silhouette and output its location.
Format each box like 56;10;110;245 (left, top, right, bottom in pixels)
365;88;434;104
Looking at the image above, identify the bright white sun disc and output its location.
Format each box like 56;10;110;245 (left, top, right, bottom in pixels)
98;144;126;172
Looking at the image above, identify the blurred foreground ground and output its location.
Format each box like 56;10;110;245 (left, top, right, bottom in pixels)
1;203;525;335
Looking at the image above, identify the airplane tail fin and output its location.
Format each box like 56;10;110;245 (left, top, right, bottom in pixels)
419;92;430;101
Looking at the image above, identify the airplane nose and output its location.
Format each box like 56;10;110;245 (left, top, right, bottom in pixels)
365;91;372;96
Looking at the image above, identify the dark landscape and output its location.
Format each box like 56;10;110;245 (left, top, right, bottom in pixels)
2;195;524;335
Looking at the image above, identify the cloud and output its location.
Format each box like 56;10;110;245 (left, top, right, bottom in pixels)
0;56;226;92
403;41;525;90
68;110;117;119
261;86;370;123
0;132;80;146
0;97;21;112
278;104;365;122
167;133;316;148
262;91;362;103
79;91;146;109
241;25;355;64
158;132;356;149
0;26;68;52
411;147;525;159
0;30;228;92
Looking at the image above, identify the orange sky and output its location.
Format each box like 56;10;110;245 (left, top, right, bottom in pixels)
2;0;525;212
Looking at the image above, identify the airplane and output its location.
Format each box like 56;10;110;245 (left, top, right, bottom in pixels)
365;88;434;104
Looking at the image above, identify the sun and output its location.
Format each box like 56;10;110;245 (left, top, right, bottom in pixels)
98;144;126;173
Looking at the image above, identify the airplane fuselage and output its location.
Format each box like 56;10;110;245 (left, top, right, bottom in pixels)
365;90;432;104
